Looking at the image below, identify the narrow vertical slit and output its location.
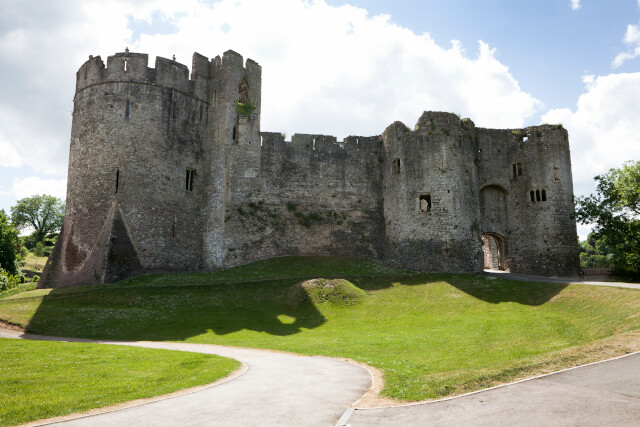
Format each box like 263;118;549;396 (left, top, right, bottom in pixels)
125;100;130;119
115;169;120;194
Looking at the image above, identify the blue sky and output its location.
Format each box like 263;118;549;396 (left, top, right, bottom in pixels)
327;0;639;110
1;0;639;240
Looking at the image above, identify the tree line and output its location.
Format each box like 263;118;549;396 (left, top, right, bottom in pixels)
575;160;640;278
0;195;65;291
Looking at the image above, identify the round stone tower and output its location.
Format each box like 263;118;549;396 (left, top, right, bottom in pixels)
41;51;214;286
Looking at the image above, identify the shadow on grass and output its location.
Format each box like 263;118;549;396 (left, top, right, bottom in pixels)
449;275;569;306
23;275;396;341
24;256;408;341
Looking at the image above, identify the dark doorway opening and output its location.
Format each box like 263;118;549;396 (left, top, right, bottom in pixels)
482;233;508;271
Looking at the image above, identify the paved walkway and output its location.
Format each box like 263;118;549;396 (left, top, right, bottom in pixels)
0;329;371;427
483;270;640;290
347;352;640;426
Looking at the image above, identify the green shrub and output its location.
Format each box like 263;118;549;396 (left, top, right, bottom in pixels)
21;234;37;250
235;99;255;116
33;275;39;283
0;268;22;292
34;242;45;257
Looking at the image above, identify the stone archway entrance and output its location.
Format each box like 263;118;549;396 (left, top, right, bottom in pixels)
482;233;507;271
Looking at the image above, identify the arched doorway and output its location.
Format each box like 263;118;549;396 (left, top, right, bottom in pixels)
482;233;507;271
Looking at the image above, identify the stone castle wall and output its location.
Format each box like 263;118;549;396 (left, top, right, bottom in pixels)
40;50;580;288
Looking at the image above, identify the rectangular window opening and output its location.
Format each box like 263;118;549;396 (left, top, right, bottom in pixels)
124;59;128;72
420;194;432;212
512;162;523;178
392;158;401;175
541;189;547;201
125;100;130;119
115;169;120;194
530;190;535;202
536;189;541;202
186;169;195;191
232;126;236;140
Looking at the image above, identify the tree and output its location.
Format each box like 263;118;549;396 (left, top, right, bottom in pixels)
575;161;640;275
579;233;615;269
0;210;20;275
10;195;65;243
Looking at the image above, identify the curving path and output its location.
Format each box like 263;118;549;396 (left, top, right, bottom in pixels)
348;352;640;426
0;329;371;427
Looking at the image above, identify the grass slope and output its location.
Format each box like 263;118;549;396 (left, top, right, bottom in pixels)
1;256;639;402
0;338;239;427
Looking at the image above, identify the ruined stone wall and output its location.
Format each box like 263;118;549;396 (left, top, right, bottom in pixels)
218;133;385;267
382;112;483;273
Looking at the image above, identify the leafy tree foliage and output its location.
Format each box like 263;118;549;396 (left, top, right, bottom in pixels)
579;233;614;268
0;209;20;275
575;161;640;275
10;195;65;243
33;241;46;257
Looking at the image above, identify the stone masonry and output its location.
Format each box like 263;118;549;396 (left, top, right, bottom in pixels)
40;50;580;287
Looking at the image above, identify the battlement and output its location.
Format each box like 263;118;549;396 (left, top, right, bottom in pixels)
75;50;262;103
259;132;381;156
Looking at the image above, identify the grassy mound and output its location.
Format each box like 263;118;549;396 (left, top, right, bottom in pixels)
288;278;366;307
0;338;239;427
1;256;639;403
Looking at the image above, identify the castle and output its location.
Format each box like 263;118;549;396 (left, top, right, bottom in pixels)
40;50;580;288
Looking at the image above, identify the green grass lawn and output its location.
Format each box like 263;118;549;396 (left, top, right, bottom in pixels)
21;252;49;274
0;338;239;427
1;256;639;404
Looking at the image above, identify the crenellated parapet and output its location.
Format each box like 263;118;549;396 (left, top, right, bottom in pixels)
74;50;262;105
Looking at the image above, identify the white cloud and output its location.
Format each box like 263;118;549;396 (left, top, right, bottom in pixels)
0;0;541;178
11;177;67;200
541;73;640;202
612;22;640;68
135;0;541;138
570;0;581;11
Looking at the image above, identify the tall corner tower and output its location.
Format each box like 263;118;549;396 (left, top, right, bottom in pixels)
41;50;211;287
